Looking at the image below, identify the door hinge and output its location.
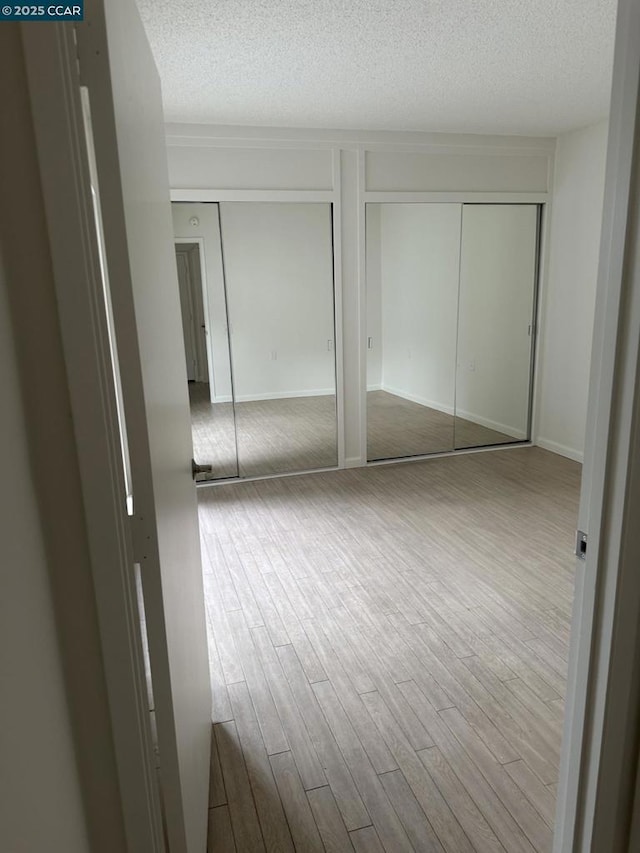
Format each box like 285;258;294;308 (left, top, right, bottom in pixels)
129;513;150;565
575;530;588;560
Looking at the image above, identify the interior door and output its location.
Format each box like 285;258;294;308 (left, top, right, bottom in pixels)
77;1;211;850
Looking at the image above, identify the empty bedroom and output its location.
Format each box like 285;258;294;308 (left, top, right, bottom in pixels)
142;2;615;850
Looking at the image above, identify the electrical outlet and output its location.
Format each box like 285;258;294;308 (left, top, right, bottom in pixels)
468;359;476;372
270;350;277;361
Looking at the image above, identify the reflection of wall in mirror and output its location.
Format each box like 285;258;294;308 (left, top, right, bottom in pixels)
455;204;537;440
172;203;233;403
219;202;336;402
368;203;460;415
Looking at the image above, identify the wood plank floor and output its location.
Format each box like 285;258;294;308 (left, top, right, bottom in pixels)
198;447;580;852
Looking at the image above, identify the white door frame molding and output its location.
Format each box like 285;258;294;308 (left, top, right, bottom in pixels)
555;0;640;849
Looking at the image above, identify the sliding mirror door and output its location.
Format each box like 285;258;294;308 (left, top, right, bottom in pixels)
172;203;238;480
366;203;461;461
454;204;538;449
219;202;338;477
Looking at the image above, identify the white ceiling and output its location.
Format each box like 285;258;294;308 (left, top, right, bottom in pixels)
136;0;616;137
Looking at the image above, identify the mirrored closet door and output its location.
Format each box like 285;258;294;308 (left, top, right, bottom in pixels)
173;201;338;481
366;202;539;462
366;203;461;461
454;204;538;449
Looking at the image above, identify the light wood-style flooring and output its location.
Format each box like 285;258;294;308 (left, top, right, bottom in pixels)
190;382;239;479
198;447;579;852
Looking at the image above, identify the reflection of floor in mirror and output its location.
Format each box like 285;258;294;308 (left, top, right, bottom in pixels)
189;382;238;479
199;447;579;853
367;390;519;461
233;395;338;477
189;382;338;478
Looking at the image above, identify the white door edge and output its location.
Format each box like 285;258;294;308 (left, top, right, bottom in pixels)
21;21;165;852
554;0;640;849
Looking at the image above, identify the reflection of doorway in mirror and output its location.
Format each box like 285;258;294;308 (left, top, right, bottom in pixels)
175;242;209;384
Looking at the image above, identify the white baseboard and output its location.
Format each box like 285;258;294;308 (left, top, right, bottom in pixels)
233;388;335;403
455;408;527;441
381;385;454;416
367;384;383;392
535;437;584;463
211;394;233;404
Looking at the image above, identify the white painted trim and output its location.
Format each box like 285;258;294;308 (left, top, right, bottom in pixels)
171;188;335;203
363;191;549;203
555;0;640;849
233;388;336;403
534;437;584;463
454;408;527;441
357;149;368;467
165;122;556;154
345;456;362;468
21;23;164;852
366;384;383;392
380;385;454;417
332;147;346;469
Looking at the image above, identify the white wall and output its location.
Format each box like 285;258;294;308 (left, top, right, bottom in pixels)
219;202;336;401
376;203;461;413
536;120;609;461
0;254;90;853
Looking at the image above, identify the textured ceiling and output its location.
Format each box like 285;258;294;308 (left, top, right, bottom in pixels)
135;0;616;136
